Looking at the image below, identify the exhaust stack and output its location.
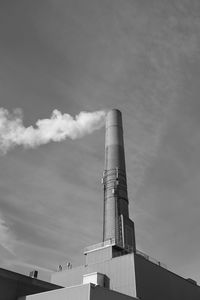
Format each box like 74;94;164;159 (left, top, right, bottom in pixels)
102;109;135;252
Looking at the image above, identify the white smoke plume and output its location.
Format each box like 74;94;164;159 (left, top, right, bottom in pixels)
0;108;106;153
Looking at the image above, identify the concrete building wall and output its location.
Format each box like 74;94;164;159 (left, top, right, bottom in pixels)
0;268;61;300
19;283;137;300
19;284;89;300
90;284;137;300
86;253;136;297
51;252;200;300
51;265;85;287
134;253;200;300
85;246;113;265
51;253;137;297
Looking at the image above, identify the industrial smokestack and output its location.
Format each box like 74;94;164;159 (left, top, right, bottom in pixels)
102;109;135;252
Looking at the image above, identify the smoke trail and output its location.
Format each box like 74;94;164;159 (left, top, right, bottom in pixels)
0;108;106;153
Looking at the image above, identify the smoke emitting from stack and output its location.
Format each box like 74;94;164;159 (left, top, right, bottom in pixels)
0;108;106;153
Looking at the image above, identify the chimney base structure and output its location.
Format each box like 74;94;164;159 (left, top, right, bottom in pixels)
84;109;135;264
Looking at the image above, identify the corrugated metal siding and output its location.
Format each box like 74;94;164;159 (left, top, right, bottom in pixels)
85;253;136;297
90;284;137;300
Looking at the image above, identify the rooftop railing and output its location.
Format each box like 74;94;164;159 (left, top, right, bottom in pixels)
84;241;167;269
136;249;167;269
84;238;116;254
84;238;135;254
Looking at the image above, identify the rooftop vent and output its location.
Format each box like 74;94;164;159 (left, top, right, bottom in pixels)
83;272;109;288
29;270;38;278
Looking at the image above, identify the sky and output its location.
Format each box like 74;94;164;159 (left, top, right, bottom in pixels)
0;0;200;282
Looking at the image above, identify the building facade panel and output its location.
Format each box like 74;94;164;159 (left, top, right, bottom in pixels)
134;253;200;300
90;284;137;300
51;253;137;298
19;284;90;300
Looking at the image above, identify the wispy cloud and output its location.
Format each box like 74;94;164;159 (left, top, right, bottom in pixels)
0;212;16;255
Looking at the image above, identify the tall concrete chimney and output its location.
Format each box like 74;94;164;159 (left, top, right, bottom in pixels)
102;109;135;252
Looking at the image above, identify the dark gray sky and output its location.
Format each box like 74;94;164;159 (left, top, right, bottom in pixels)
0;0;200;282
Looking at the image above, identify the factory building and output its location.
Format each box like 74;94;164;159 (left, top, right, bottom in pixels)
1;109;200;299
